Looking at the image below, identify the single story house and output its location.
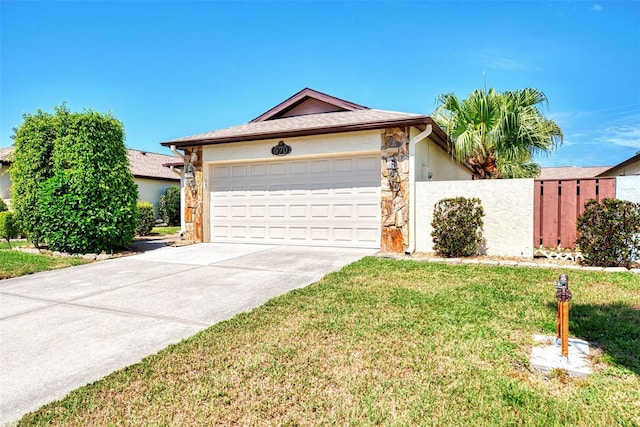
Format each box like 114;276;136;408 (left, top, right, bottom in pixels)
0;147;12;204
0;147;180;216
597;151;640;177
161;88;470;253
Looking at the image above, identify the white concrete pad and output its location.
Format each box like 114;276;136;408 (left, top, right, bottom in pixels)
0;258;197;301
0;293;55;319
130;243;276;265
0;303;201;424
530;334;592;377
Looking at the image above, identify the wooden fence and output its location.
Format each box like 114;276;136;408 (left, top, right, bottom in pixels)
533;178;616;249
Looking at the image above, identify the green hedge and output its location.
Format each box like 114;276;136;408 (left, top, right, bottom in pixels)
159;186;180;226
0;211;19;247
136;202;155;236
576;198;640;267
431;197;485;257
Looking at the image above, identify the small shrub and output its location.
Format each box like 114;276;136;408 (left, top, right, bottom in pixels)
0;211;19;248
431;197;485;257
576;198;640;267
136;202;155;236
159;186;180;226
0;198;8;212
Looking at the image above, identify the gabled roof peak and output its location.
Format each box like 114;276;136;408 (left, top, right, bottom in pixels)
250;88;369;123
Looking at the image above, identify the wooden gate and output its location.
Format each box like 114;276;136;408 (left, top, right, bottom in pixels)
533;178;616;249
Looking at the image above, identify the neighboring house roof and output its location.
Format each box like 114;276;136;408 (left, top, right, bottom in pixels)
537;166;611;180
0;147;13;165
0;146;180;181
596;152;640;176
127;149;180;181
161;88;449;151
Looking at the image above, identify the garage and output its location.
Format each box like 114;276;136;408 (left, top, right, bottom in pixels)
162;88;469;253
209;154;380;248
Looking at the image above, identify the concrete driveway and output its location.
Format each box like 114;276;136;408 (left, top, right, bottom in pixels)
0;243;374;425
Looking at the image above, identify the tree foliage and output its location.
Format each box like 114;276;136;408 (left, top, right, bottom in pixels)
0;211;19;248
433;87;563;179
159;186;181;226
0;198;8;212
11;105;138;253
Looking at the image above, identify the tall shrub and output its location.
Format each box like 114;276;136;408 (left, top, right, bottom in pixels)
12;105;138;254
159;186;181;226
136;202;155;236
10;109;58;246
0;198;8;212
576;198;640;267
431;197;485;257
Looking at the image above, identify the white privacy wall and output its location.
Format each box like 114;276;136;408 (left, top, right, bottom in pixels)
415;179;535;258
616;176;640;203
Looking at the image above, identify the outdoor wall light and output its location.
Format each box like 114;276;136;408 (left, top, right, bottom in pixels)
386;154;401;192
184;161;196;190
386;154;398;176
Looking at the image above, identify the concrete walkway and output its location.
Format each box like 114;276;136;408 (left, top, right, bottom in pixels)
0;243;374;425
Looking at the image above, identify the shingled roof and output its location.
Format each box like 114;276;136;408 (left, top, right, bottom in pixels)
0;146;179;181
161;88;448;149
0;147;13;165
127;149;180;181
538;166;612;180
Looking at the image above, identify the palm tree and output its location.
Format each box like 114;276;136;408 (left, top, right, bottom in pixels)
433;87;563;179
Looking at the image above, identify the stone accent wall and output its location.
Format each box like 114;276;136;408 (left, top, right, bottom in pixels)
183;146;204;242
380;127;410;253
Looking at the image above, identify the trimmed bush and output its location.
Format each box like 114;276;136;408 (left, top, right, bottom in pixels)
0;211;19;248
0;198;8;212
431;197;485;257
136;202;155;236
11;105;139;253
159;186;181;226
576;198;640;267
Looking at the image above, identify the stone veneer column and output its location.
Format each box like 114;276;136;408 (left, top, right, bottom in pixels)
183;145;204;242
380;127;410;253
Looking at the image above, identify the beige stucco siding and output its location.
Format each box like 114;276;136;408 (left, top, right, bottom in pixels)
134;177;179;217
202;130;380;164
0;165;11;202
410;128;471;181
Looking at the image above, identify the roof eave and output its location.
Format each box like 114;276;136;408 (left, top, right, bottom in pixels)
161;117;432;148
596;152;640;177
133;173;180;181
249;88;369;123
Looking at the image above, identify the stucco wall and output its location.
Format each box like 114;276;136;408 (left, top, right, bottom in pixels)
410;128;471;182
134;177;179;217
415;179;535;258
0;165;10;201
616;176;640;203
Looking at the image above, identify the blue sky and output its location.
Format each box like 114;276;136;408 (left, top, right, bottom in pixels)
1;0;639;168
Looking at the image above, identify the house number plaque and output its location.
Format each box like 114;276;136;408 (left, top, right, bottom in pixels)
271;141;292;156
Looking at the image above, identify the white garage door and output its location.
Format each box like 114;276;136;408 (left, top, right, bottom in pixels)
209;155;380;248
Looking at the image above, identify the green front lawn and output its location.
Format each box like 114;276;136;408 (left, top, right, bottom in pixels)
18;259;640;426
0;242;87;279
150;226;180;236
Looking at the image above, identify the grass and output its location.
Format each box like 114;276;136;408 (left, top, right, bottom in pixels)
0;240;87;279
149;226;180;236
18;259;640;426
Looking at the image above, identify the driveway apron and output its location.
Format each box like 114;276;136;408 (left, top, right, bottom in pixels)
0;243;374;425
